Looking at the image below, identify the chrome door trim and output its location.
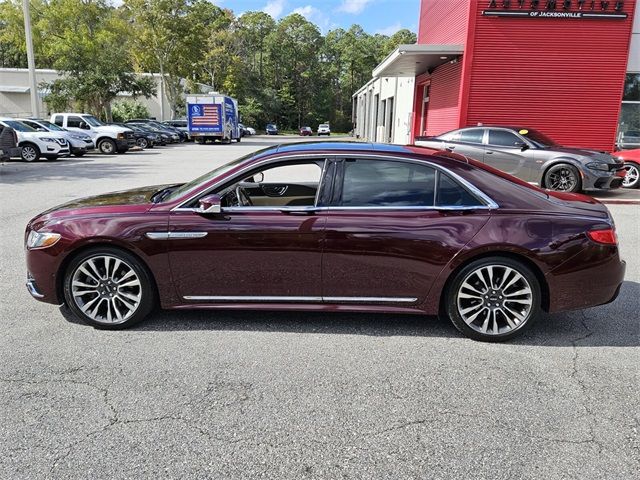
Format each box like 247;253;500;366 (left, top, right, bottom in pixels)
184;295;323;302
323;296;417;303
183;295;417;303
171;153;500;211
145;232;208;240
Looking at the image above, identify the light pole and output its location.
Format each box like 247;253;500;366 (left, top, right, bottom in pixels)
22;0;39;118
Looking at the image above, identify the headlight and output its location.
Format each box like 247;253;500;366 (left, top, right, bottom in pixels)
117;133;125;139
586;162;610;172
26;231;61;249
39;137;55;142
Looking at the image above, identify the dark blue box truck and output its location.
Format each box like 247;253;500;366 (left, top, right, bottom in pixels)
186;94;241;144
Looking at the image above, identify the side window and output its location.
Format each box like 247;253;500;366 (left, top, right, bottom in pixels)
436;173;482;207
22;120;39;129
340;159;436;207
67;116;84;128
441;131;460;142
53;115;63;126
487;130;523;147
458;129;485;145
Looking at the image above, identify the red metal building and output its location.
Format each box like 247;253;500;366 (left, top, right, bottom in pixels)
369;0;637;151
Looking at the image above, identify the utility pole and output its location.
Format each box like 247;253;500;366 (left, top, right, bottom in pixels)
22;0;39;118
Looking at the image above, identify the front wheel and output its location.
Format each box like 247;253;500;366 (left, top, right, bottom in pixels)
622;162;639;189
444;257;541;342
544;163;581;192
63;247;156;329
136;137;149;149
21;143;40;162
98;138;116;155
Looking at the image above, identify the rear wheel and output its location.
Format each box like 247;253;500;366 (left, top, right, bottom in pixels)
98;138;116;154
622;162;639;189
63;247;156;329
544;163;581;192
445;257;541;342
21;143;40;162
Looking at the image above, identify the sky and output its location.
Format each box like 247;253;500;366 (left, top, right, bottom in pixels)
213;0;420;34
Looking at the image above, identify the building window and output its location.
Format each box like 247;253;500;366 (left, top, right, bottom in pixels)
619;73;640;149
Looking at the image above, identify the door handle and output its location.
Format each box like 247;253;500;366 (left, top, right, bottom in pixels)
445;144;456;151
280;207;318;215
486;151;493;154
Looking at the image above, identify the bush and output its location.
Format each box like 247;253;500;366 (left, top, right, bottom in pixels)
111;101;150;122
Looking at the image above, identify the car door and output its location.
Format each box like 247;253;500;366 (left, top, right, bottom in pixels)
442;128;486;162
166;158;328;301
322;157;491;305
483;128;534;181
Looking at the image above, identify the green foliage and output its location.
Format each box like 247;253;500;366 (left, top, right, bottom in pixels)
0;0;415;127
111;100;150;122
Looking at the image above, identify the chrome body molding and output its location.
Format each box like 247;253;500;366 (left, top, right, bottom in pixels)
183;295;418;303
145;232;208;240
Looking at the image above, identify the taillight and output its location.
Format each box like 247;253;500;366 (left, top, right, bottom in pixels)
587;228;617;245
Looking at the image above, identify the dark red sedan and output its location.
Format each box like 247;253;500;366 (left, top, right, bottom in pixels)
25;142;625;341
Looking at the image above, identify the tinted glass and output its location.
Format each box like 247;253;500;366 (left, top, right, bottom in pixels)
53;115;63;126
67;116;84;128
520;128;557;147
622;73;640;101
487;130;522;147
341;160;435;207
436;173;482;207
458;129;484;144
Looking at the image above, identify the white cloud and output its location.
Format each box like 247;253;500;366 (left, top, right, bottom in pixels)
290;5;332;33
337;0;373;14
263;0;286;18
292;5;317;18
376;22;402;36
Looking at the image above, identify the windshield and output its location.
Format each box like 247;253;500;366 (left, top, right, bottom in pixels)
38;120;65;131
3;120;35;132
519;128;558;148
83;115;103;127
164;150;267;203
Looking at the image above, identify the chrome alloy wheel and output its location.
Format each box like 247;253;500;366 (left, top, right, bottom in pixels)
22;145;38;162
70;255;142;324
622;163;639;188
456;265;533;336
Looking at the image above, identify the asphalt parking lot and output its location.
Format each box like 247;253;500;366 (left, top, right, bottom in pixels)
1;137;638;479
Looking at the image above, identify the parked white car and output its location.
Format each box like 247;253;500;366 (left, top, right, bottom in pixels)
51;113;135;154
0;118;70;162
317;124;331;136
18;118;95;157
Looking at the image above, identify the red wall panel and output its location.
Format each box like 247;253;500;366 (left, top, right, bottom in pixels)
426;61;463;136
418;0;469;44
462;0;636;151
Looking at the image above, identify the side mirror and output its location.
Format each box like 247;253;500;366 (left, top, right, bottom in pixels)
79;121;89;129
197;194;222;214
245;172;264;183
518;142;529;151
36;127;47;132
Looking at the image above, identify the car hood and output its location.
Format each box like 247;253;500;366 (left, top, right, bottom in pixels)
550;147;618;163
95;125;132;134
33;184;171;222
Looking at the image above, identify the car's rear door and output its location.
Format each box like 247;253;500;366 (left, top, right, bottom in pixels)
483;128;534;181
165;158;329;302
321;157;491;305
442;128;486;162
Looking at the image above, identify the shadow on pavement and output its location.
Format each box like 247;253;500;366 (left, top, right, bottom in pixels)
61;281;640;348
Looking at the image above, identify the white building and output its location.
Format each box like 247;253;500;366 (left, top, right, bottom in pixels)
352;76;415;145
0;68;171;120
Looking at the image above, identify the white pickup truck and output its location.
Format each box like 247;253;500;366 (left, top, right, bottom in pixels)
51;113;135;154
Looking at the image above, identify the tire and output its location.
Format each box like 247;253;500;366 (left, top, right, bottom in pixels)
98;138;116;155
622;162;639;189
544;163;581;192
20;143;40;162
444;256;541;342
235;135;241;143
136;137;149;149
73;152;85;157
63;247;156;329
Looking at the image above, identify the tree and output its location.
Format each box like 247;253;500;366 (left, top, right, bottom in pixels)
123;0;226;118
111;100;150;122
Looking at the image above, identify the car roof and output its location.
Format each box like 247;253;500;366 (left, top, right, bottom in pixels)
253;141;415;159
